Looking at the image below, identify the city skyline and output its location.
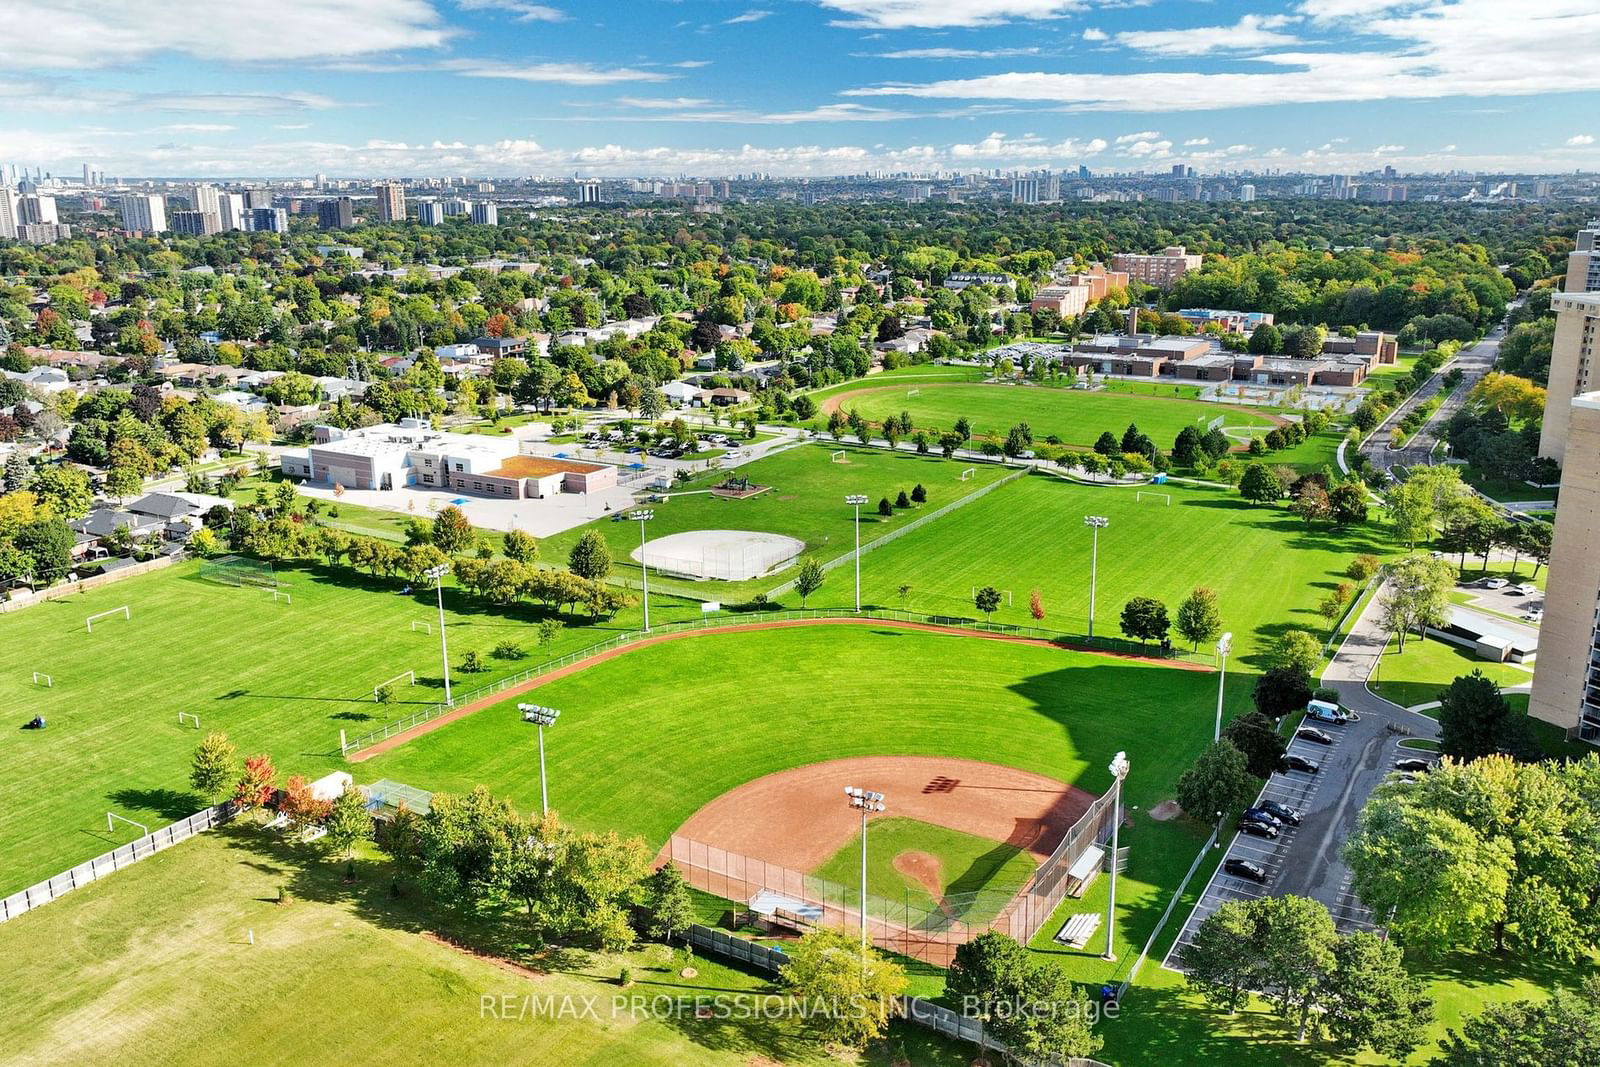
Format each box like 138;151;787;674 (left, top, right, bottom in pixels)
4;0;1598;178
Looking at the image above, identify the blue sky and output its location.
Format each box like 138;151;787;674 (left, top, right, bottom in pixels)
3;0;1597;177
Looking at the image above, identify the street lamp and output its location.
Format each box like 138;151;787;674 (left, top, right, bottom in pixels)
424;563;452;707
1213;632;1233;742
1103;751;1130;961
629;509;654;631
845;495;869;612
519;704;561;815
1084;516;1109;639
845;786;885;953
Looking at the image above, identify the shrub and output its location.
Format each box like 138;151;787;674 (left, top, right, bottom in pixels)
1346;554;1381;582
461;649;486;673
877;497;893;517
911;483;927;503
492;640;526;660
895;490;911;508
374;684;393;705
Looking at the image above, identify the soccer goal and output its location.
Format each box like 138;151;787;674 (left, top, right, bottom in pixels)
830;450;848;463
907;387;920;397
106;812;149;837
959;467;976;481
1136;491;1172;506
85;606;129;632
266;589;292;604
410;620;433;634
374;670;416;701
178;711;202;729
199;554;277;588
31;671;53;688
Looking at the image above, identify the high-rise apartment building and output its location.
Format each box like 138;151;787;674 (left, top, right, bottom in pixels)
0;192;15;239
1567;220;1600;293
578;181;601;204
218;193;245;231
246;207;288;233
374;182;406;222
190;183;221;218
318;197;354;229
470;201;498;225
20;222;71;245
442;198;470;216
1238;184;1256;202
1011;177;1039;205
416;199;444;225
119;193;167;233
1530;390;1600;744
1539;292;1600;463
171;210;221;236
241;187;272;210
18;195;57;224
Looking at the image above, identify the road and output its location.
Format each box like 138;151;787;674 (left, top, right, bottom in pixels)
1163;581;1440;969
1360;325;1504;475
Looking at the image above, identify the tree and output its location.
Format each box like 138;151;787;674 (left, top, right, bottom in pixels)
1434;977;1600;1067
1252;894;1338;1041
946;931;1033;1022
911;483;926;503
974;585;1002;620
938;431;961;458
1171;425;1203;468
1119;596;1170;647
1273;630;1322;677
780;927;907;1049
415;785;519;908
793;558;825;607
877;496;892;517
2;452;26;493
989;954;1103;1063
27;467;89;522
1175;586;1222;650
1328;482;1368;526
1093;430;1120;456
953;416;972;444
1437;670;1537;761
895;489;910;508
1380;554;1455;651
1248;322;1283;354
323;785;372;864
1320;931;1433;1058
105;460;143;501
1252;666;1314;719
567;530;612;581
1225;711;1290;778
1028;588;1044;621
234;753;277;810
1180;899;1261;1014
1239;463;1282;505
502;528;538;565
431;506;475;556
1176;740;1258;823
1293;482;1331;524
537;618;562;647
189;731;238;801
643;863;694;942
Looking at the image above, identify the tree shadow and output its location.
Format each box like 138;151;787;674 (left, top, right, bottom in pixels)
107;786;200;821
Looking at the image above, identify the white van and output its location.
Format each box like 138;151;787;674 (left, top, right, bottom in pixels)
1305;699;1352;725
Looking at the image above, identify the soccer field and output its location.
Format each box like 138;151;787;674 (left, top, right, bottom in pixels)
0;560;704;898
540;443;1010;602
855;474;1392;665
817;381;1279;451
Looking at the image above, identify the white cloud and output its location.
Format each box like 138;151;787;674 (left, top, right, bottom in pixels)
846;1;1600;112
724;9;773;23
0;0;453;69
1121;138;1173;158
1440;143;1457;151
1183;137;1210;146
1114;15;1299;56
877;46;1041;58
616;96;714;109
1115;130;1161;143
274;123;313;129
440;60;675;85
156;123;238;132
814;1;1084;30
1373;143;1405;153
1567;133;1595;146
454;0;567;20
1081;28;1108;41
671;60;712;68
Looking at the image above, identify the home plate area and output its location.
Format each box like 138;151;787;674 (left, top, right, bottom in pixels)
666;755;1102;966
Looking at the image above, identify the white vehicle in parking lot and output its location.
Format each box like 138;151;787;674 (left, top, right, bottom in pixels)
1481;577;1509;590
1510;583;1540;596
1523;609;1545;623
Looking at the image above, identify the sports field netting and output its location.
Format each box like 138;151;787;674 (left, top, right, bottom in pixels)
197;555;277;588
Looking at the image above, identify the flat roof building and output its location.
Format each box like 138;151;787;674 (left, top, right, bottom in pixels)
1538;292;1600;464
1109;246;1202;289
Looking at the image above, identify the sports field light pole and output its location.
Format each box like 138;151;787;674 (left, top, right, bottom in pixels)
424;563;452;707
1103;751;1130;962
845;786;885;954
1213;631;1233;742
1084;516;1109;639
519;704;561;816
845;495;869;612
630;509;654;631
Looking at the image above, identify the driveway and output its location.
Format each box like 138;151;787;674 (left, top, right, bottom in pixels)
1361;324;1504;475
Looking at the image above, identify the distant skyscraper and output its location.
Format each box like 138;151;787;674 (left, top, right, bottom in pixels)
246;207;288;233
119;193;167;233
82;163;91;186
416;199;444;225
18;195;57;224
171;210;221;236
374;181;406;222
1011;177;1039;205
190;183;220;217
0;192;16;240
471;201;498;225
318;197;354;229
578;181;601;204
1238;184;1256;202
442;197;470;216
242;187;272;209
218;193;245;231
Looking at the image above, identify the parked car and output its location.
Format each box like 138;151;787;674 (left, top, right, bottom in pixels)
1394;757;1434;773
1280;754;1320;774
1481;577;1509;589
1237;818;1280;840
1242;807;1283;829
1510;583;1540;597
1523;610;1545;623
1297;727;1335;745
1305;701;1351;725
1224;858;1269;883
1258;800;1302;826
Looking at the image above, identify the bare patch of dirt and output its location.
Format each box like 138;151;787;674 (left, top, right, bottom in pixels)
1148;800;1182;822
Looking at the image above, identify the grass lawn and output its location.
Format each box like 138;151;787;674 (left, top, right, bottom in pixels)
853;473;1392;665
804;363;987;407
0;825;970;1066
810;380;1277;452
1261;426;1347;473
810;817;1037;927
0;559;709;898
539;443;1011;603
1461;468;1557;505
1362;354;1422;394
455;411;548;435
1368;634;1533;709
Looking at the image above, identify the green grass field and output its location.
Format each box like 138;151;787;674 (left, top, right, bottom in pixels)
540;443;1011;602
810;816;1037;927
0;825;969;1067
0;560;709;898
854;474;1391;665
813;381;1277;452
1368;633;1533;709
